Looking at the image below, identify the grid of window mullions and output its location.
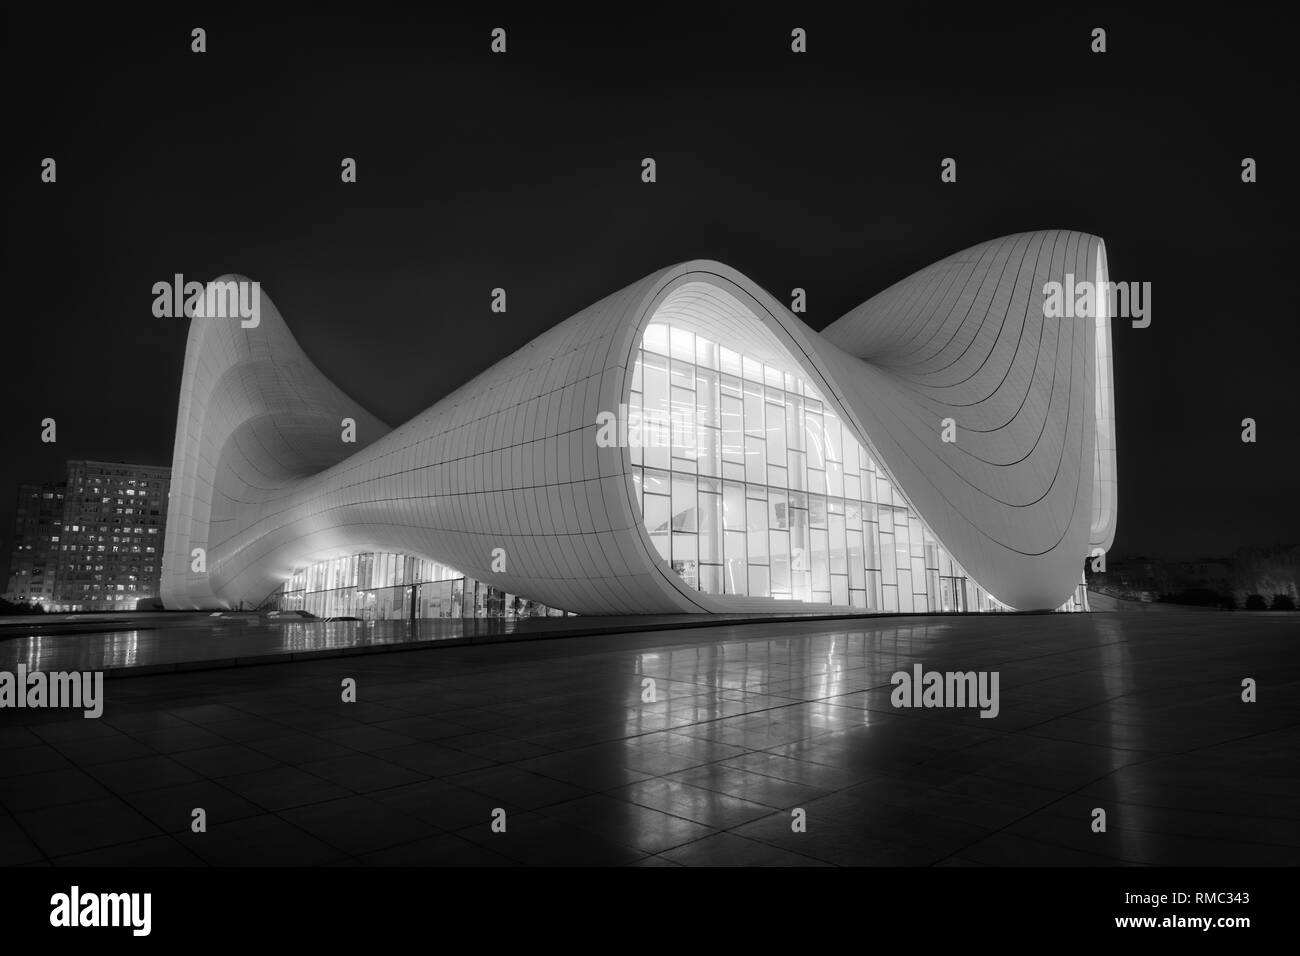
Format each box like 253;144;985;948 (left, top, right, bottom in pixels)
631;326;1000;613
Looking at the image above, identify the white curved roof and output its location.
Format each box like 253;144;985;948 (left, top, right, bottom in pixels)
161;230;1116;613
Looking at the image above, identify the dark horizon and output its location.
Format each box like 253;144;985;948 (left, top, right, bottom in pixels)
4;2;1298;570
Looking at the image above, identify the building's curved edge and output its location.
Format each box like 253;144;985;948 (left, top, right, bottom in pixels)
160;275;390;610
162;237;1114;614
816;231;1113;608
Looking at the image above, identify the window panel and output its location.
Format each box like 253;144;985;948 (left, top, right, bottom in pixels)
831;575;848;606
842;436;859;475
844;471;860;502
644;494;671;561
670;358;694;390
847;529;865;589
769;530;790;594
699;491;722;562
766;400;787;454
882;584;898;612
805;412;825;469
672;534;698;585
811;528;829;590
644;323;669;355
744;434;767;484
829;513;847;574
696;337;719;371
809;494;827;529
743;382;764;436
724;532;748;595
642;353;670;470
897;571;914;612
700;564;722;594
746;498;768;563
721;395;744;462
785;395;805;452
642;468;670;497
876;476;893;507
628;390;643;465
823;410;842;463
670;326;695;363
696;368;719;427
827;460;844;499
671;475;697;532
787;449;806;491
768;489;789;530
723;482;746;531
697;426;720;477
671;385;696;460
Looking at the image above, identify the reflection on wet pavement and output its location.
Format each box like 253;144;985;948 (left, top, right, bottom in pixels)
0;611;1296;866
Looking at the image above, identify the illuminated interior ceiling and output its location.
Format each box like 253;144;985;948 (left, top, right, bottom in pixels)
161;231;1116;614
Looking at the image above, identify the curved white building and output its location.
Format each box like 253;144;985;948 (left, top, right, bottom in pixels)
161;230;1117;615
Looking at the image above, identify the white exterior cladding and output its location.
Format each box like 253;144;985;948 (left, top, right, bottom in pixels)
161;230;1117;614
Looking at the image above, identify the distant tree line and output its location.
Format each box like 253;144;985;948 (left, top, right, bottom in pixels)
0;597;47;615
1154;589;1295;611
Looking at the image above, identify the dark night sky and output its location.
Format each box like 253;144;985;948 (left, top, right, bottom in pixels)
4;2;1297;581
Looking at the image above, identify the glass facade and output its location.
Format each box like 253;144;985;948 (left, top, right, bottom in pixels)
268;552;571;620
627;319;1020;613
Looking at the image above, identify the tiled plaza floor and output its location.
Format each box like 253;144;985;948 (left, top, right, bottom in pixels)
1;611;1296;866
